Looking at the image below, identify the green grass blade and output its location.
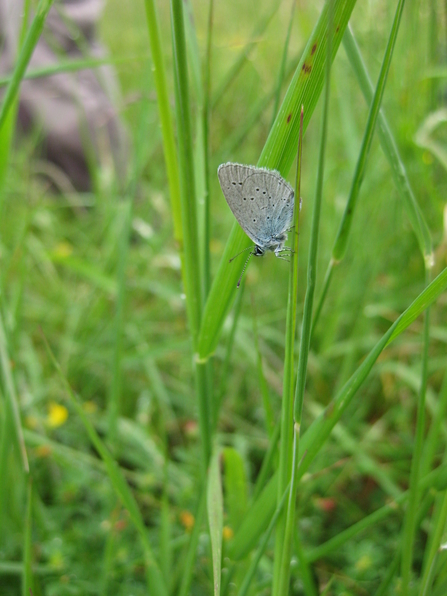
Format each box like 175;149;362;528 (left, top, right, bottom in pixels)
274;104;305;595
223;447;248;532
343;25;433;264
236;484;289;596
276;1;333;585
22;478;33;596
0;311;29;472
400;270;431;594
208;448;223;596
143;0;183;246
420;490;447;595
298;267;447;481
107;198;132;440
171;0;202;340
0;55;148;88
43;336;168;596
0;0;55;133
332;0;407;262
198;0;358;360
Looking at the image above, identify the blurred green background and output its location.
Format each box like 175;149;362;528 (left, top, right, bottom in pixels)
1;0;446;594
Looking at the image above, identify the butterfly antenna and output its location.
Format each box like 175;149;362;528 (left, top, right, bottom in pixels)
229;245;254;263
236;251;253;288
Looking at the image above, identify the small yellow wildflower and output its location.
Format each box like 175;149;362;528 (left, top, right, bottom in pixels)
47;402;68;428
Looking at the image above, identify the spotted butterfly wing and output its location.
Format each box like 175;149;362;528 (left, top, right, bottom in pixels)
218;162;294;253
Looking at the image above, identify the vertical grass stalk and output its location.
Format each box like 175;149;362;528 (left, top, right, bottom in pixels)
272;104;304;596
0;0;55;133
400;271;431;593
312;0;408;331
276;1;333;590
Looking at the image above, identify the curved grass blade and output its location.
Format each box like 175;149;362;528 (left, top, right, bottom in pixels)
208;449;223;596
0;0;55;133
198;0;358;361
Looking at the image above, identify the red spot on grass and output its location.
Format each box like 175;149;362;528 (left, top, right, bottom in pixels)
311;43;317;55
302;63;312;74
336;25;340;32
287;113;292;123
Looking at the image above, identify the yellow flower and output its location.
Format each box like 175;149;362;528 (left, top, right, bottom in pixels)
223;526;234;541
47;402;68;428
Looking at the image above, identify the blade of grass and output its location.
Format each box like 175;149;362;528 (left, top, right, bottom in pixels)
0;0;55;133
43;335;168;596
0;311;29;472
274;102;305;596
0;54;149;88
236;483;290;596
400;269;431;594
170;0;212;518
143;0;182;248
420;489;447;595
313;0;408;332
270;0;296;127
208;448;223;596
22;478;33;596
276;2;333;589
198;0;358;361
342;25;432;264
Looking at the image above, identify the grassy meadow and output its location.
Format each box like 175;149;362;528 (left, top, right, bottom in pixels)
1;0;447;594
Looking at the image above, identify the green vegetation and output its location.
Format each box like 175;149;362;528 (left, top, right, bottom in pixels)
1;0;447;594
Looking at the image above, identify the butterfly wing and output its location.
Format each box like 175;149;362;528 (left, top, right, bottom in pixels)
218;163;269;246
242;169;294;245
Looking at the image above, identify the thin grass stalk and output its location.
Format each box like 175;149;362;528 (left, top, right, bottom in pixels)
342;25;433;264
207;448;223;596
420;489;447;594
0;55;148;88
293;533;318;596
178;488;207;596
143;0;182;247
107;198;132;440
0;0;55;133
0;312;28;472
236;484;290;596
170;0;211;473
273;107;304;595
22;478;32;596
400;270;431;593
270;0;296;127
277;3;333;588
422;368;447;476
332;0;406;262
0;0;31;214
312;0;408;332
202;0;214;298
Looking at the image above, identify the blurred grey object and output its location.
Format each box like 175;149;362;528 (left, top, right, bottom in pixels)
0;0;128;191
